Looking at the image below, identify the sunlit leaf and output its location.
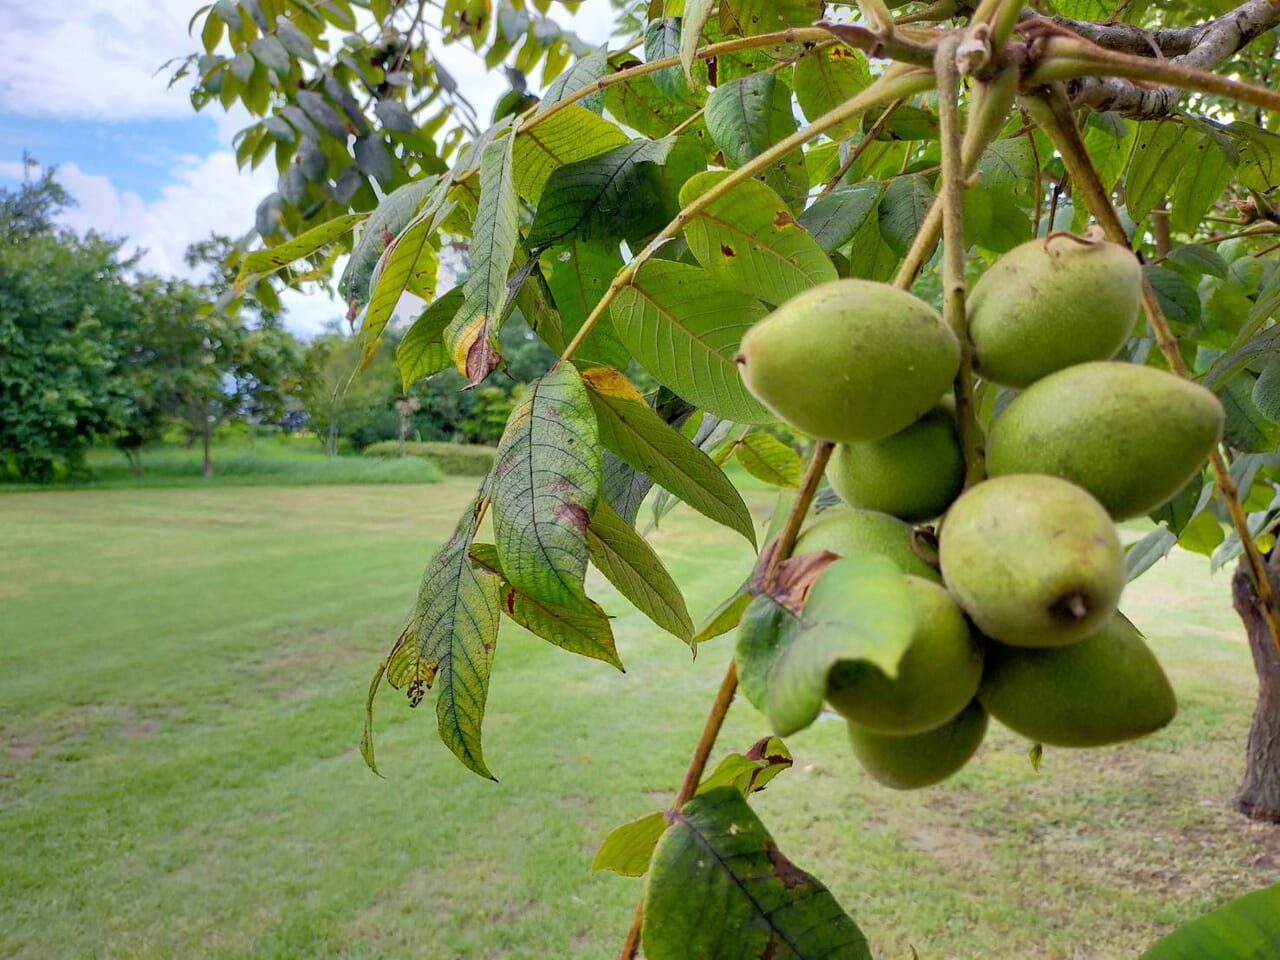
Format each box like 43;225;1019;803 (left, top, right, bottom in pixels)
339;178;441;302
238;212;366;280
1140;881;1280;958
793;45;869;141
1126;120;1196;220
513;104;629;202
594;812;668;876
705;72;807;210
396;286;466;389
734;432;801;488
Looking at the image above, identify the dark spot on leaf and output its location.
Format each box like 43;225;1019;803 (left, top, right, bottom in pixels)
465;326;501;385
381;226;396;248
760;941;784;960
721;244;736;257
545;403;562;420
773;210;795;229
556;502;590;533
505;591;518;616
765;842;811;891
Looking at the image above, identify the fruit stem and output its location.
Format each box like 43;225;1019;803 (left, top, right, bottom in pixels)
1028;85;1280;659
935;34;987;489
615;440;833;959
561;66;937;362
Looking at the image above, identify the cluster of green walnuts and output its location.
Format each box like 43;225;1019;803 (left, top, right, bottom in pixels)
736;232;1226;790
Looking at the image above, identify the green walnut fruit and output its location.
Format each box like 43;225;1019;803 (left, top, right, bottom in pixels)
979;614;1176;747
826;406;964;521
736;279;960;443
827;577;983;734
796;507;941;583
986;362;1224;519
939;475;1123;647
847;699;988;790
967;232;1140;387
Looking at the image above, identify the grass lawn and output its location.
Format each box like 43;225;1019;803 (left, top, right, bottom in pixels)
1;481;1278;959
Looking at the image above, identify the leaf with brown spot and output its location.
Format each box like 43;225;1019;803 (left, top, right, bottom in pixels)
679;170;836;306
642;787;872;959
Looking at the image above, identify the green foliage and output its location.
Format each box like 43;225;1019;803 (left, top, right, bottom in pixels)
1140;881;1280;958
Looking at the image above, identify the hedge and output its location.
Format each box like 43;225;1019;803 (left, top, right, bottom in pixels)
362;441;497;476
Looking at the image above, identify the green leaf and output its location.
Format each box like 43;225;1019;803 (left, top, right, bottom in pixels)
878;174;934;257
582;366;757;547
1167;244;1229;279
1083;110;1134;193
704;72;807;210
539;48;609;114
396;286;466;389
359;657;388;775
238;212;366;279
586;500;694;643
527;136;696;248
611;259;771;423
1253;356;1280;422
1141;881;1280;958
249;35;291;74
353;135;392;184
446;130;519;384
975;138;1037;209
602;65;703;142
1176;508;1226;558
798;183;880;254
339;178;440;302
767;555;916;737
793;46;869;141
679;171;837;306
1125;525;1178;583
1217;373;1280;453
513;104;629;202
386;499;502;780
1126;120;1196;220
736;593;799;712
1143;265;1201;329
360;195;448;366
1171;132;1234;234
734;433;801;487
645;19;692;104
721;0;824;35
593;812;668;876
680;0;716;85
538;240;633;370
1226;121;1280;194
469;543;621;668
1203;324;1280;390
492;363;602;612
696;736;793;797
694;584;753;644
642;787;873;960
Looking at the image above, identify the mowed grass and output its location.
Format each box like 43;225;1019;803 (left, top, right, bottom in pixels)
1;482;1278;960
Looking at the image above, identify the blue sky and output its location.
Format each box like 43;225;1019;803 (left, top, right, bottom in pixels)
0;0;613;336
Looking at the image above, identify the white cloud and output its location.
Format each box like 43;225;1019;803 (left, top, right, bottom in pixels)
0;1;200;119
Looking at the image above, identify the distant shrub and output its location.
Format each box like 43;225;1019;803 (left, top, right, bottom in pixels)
363;441;496;476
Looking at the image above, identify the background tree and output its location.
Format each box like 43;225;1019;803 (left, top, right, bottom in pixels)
0;165;138;481
190;0;1280;952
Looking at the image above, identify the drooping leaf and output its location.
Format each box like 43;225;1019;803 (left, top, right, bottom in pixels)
645;18;692;104
642;787;873;960
1140;881;1280;958
767;555;916;737
446;130;519;384
583;366;757;547
492;363;602;612
1217;373;1280;453
1167;244;1229;280
396;286;466;389
339;177;440;302
360;195;449;366
585;499;694;643
878;174;934;256
1125;525;1179;583
1225;121;1280;194
1126;120;1196;220
513;104;630;202
797;183;881;254
679;171;837;305
238;211;366;279
527;136;699;248
734;432;802;488
680;0;716;86
721;0;824;36
1177;508;1226;557
975;138;1037;209
593;812;668;876
1143;265;1201;330
603;58;705;141
611;260;770;423
793;45;870;141
469;543;621;668
694;585;753;644
385;498;502;779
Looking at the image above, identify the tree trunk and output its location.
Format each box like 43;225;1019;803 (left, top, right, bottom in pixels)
1233;553;1280;822
202;421;213;478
